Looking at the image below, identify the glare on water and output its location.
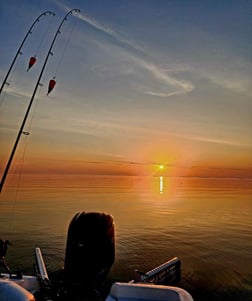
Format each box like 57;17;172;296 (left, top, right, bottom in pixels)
0;175;252;301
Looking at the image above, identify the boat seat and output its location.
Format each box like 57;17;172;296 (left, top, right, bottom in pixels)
106;282;194;301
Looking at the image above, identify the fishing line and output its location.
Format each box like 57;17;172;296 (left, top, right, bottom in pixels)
17;85;42;185
0;88;7;107
26;83;42;133
6;86;42;236
5;151;25;236
33;14;54;59
26;17;54;72
53;12;79;78
7;170;20;236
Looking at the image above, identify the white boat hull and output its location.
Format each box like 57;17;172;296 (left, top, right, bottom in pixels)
0;273;39;294
106;282;194;301
0;278;36;301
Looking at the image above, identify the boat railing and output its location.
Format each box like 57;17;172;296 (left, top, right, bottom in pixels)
34;247;54;300
34;247;49;283
133;257;181;285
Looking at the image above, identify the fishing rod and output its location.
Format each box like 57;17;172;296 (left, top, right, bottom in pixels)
0;11;55;95
0;8;80;192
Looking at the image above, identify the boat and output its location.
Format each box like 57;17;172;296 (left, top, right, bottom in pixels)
1;212;193;301
0;9;194;301
1;211;116;301
106;257;193;301
0;248;45;301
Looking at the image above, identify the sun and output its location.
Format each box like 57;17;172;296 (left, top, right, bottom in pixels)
159;164;165;170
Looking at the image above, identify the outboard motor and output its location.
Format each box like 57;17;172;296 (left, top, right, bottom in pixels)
64;212;115;289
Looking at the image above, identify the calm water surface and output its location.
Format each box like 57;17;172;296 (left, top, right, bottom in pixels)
0;175;252;300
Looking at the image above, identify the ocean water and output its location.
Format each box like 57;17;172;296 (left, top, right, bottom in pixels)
0;175;252;300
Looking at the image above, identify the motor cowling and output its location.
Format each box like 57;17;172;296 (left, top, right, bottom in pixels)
64;212;115;286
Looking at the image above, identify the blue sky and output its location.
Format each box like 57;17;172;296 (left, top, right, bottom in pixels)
0;0;251;177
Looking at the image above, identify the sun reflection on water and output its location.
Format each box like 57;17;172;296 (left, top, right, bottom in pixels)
159;176;164;194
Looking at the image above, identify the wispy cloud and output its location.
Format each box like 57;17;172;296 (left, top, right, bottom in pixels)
55;2;194;98
55;2;144;52
194;54;252;97
82;14;194;96
77;12;145;54
189;134;252;148
207;74;252;97
128;56;194;96
2;86;33;99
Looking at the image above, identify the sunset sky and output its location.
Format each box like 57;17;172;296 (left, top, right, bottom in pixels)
0;0;251;179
